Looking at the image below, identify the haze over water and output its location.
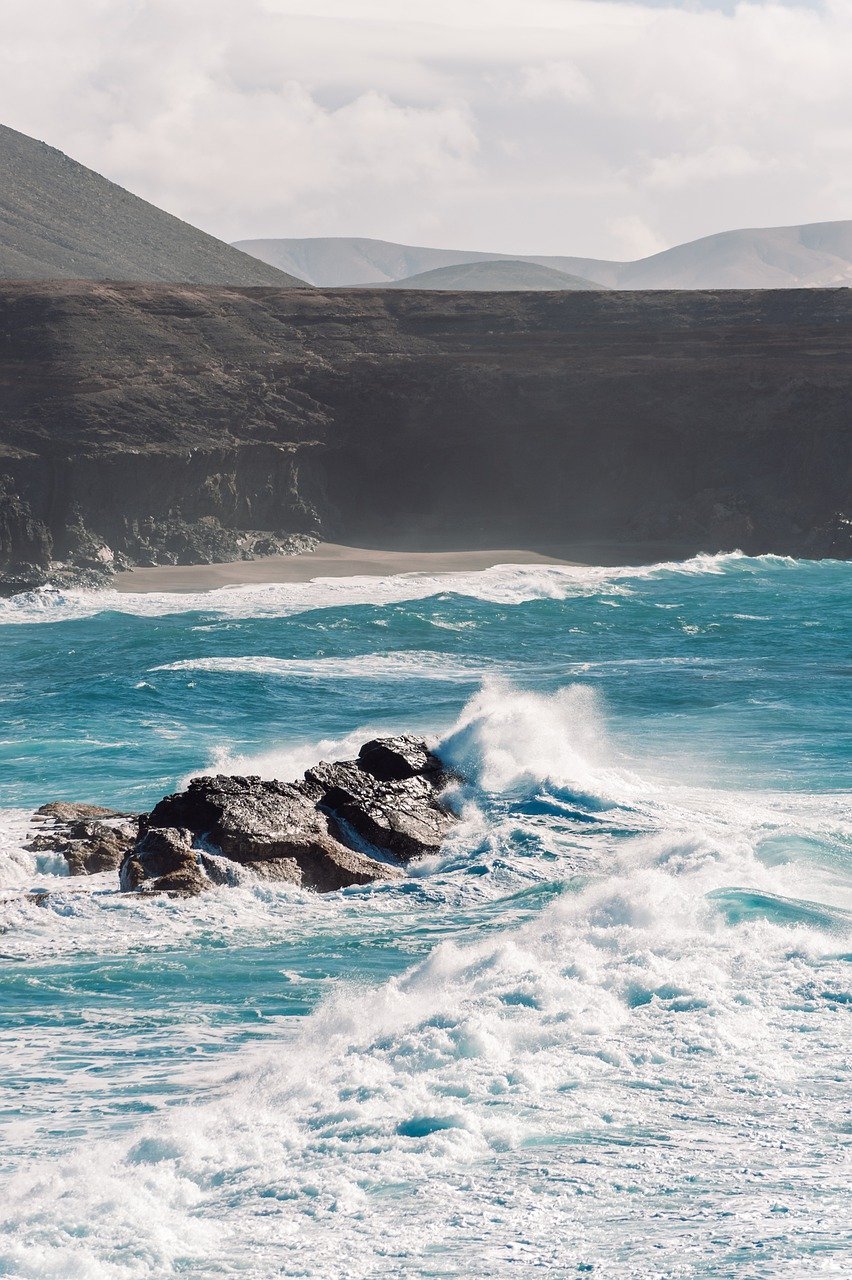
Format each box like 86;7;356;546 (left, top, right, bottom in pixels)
1;552;850;1278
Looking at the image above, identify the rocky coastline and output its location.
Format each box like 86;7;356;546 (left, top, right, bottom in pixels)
24;735;459;897
0;509;318;595
2;283;850;596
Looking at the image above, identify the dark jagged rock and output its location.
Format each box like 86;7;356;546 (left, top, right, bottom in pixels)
142;774;403;892
304;737;455;862
122;518;316;572
0;482;53;565
123;736;456;894
357;735;440;782
27;802;139;876
119;828;208;896
0;559;116;594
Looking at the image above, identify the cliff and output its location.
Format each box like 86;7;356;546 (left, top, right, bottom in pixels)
1;282;849;583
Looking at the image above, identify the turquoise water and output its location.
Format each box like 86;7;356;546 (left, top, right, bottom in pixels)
1;553;850;1278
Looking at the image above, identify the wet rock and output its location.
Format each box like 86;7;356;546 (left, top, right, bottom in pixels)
304;743;455;863
119;827;208;896
27;802;139;875
132;736;456;892
36;801;118;823
357;735;441;783
0;559;116;595
144;774;402;892
39;737;457;896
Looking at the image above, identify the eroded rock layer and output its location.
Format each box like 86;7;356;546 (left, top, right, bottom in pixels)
1;283;850;588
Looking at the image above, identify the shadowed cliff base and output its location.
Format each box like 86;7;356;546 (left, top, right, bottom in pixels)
1;282;850;590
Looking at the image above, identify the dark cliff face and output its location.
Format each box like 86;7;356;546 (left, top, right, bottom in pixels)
1;281;850;574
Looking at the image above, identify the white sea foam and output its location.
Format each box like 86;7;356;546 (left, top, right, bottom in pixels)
2;678;850;1277
0;551;827;627
154;651;489;682
1;797;848;1277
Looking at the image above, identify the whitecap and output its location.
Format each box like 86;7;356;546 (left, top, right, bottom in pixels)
153;651;489;682
0;552;839;627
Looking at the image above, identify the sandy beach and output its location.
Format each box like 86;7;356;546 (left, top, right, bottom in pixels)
111;543;571;593
112;540;695;593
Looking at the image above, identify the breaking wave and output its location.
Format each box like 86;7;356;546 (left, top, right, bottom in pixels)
1;554;849;1278
0;551;830;626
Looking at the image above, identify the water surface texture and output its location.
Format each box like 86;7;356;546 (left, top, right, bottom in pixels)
1;553;850;1278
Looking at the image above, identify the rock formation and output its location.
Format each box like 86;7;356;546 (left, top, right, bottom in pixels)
26;801;139;875
1;282;849;591
16;735;453;897
129;735;456;894
119;827;208;896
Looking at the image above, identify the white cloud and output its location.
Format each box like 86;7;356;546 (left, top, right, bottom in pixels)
517;61;592;104
0;0;851;256
643;144;768;190
605;215;668;260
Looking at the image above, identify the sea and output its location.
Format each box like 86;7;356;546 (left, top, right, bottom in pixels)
0;552;849;1279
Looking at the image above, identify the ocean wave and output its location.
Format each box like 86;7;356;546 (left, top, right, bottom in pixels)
153;651;489;682
0;551;841;626
1;796;848;1277
438;678;620;800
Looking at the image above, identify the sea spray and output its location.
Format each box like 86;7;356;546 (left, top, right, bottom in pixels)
438;679;611;796
1;554;849;1277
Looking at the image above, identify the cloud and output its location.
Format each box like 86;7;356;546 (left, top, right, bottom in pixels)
516;61;592;105
605;215;668;260
643;144;768;191
0;0;850;256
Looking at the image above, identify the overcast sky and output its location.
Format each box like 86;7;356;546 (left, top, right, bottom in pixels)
2;0;850;259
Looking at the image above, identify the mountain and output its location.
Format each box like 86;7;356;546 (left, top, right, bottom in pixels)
604;222;852;289
235;222;852;290
380;259;604;291
0;123;307;286
232;236;508;286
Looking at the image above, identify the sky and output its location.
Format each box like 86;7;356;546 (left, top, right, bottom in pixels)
2;0;851;259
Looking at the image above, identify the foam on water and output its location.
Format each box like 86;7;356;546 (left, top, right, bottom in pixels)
439;679;618;798
0;551;823;627
1;554;849;1277
1;779;848;1276
154;650;489;682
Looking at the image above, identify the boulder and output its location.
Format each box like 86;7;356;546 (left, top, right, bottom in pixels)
35;801;118;823
130;736;456;892
143;774;403;892
27;802;139;875
357;735;439;782
305;753;454;862
119;827;208;896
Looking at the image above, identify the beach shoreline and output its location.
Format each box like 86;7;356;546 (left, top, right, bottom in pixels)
112;540;694;593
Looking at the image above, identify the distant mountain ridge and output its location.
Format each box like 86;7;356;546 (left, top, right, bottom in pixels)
381;260;605;291
0;124;306;286
235;221;852;290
